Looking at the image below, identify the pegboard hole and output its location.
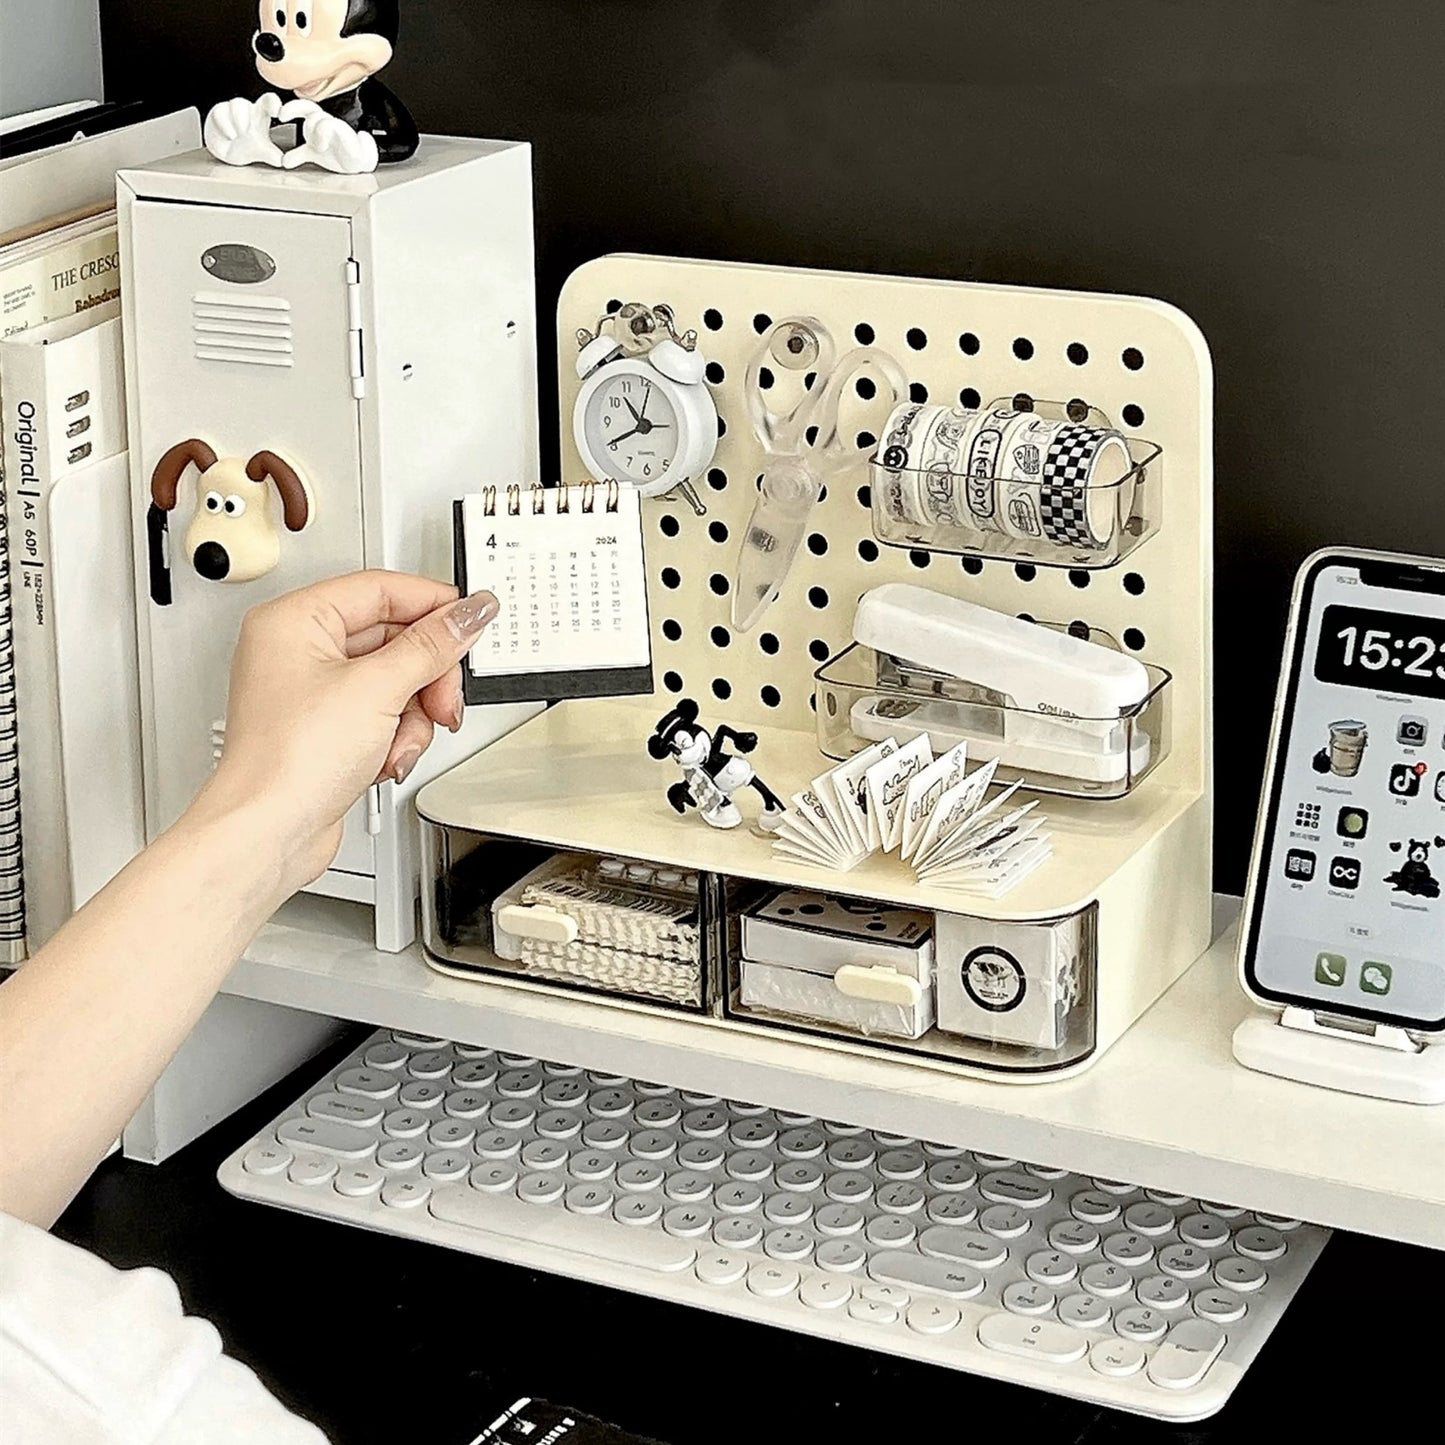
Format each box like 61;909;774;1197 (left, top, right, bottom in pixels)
1124;572;1147;596
1122;403;1145;427
717;416;727;438
703;308;724;331
710;625;731;648
705;361;725;385
856;430;877;452
605;298;623;314
1017;612;1035;624
662;618;682;642
1012;337;1035;361
661;567;682;589
857;484;871;508
859;539;879;562
761;685;781;708
808;586;829;609
805;425;819;446
818;485;828;503
708;520;729;544
1013;392;1035;412
906;327;928;350
961;557;984;575
807;532;828;556
803;371;817;390
909;382;929;403
707;467;727;491
959;387;981;409
856;376;877;400
959;331;981;356
1122;347;1145;371
758;367;775;391
759;632;781;656
663;670;683;693
1066;342;1089;366
1014;563;1037;582
708;573;730;596
809;638;831;662
659;514;680;538
1068;569;1091;589
908;550;931;569
1068;620;1091;640
1065;397;1090;422
855;322;875;345
1124;627;1147;652
752;312;772;334
712;678;732;700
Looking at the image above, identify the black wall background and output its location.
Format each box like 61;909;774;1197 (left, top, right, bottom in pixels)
98;0;1445;891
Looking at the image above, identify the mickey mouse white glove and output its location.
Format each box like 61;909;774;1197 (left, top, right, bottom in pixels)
204;93;286;168
279;100;380;175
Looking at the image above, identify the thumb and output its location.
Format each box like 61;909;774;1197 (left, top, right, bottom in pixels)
365;590;498;709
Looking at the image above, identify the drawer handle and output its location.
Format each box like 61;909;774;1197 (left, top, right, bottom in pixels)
833;964;922;1006
496;904;578;945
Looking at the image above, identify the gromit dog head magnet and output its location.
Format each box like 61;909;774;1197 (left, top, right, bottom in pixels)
203;0;419;174
150;439;315;587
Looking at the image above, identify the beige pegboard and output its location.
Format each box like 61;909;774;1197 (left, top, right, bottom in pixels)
557;255;1212;798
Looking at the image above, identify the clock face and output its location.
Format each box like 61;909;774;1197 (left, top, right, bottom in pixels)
583;371;679;486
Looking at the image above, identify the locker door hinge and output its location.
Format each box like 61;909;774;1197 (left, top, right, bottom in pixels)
345;258;366;401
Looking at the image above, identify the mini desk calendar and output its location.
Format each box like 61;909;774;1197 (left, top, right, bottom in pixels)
455;482;653;704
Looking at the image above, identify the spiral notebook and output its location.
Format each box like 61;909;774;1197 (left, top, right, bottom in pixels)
454;483;653;705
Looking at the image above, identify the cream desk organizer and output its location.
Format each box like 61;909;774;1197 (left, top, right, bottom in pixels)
417;255;1214;1082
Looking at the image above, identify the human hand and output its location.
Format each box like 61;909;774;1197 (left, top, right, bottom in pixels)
195;571;496;890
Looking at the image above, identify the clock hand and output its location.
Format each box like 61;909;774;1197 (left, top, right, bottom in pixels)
637;382;651;422
607;426;642;448
622;397;642;422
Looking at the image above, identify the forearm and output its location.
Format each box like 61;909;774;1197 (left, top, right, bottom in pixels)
0;796;296;1227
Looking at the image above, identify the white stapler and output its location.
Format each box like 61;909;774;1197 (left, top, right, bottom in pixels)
850;584;1154;784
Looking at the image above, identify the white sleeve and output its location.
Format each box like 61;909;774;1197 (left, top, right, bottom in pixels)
0;1211;329;1444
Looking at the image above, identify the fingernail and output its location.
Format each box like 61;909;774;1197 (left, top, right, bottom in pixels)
391;746;423;784
448;680;465;733
445;592;499;641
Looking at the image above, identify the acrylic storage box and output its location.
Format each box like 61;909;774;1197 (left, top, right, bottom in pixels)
421;822;715;1011
871;397;1161;569
814;637;1171;800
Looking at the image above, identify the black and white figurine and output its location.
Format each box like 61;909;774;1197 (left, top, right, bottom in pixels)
204;0;419;175
1384;837;1445;899
647;700;786;831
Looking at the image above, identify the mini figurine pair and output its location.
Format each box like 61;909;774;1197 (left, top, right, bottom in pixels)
205;0;418;175
648;700;786;832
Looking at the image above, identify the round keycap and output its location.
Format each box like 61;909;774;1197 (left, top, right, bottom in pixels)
1158;1244;1209;1280
779;1128;826;1160
542;1061;584;1077
515;1170;566;1204
801;1277;853;1311
1145;1188;1193;1206
1214;1256;1268;1292
589;1088;634;1118
496;1069;543;1099
713;1216;763;1249
615;1195;663;1227
408;1049;453;1079
1200;1200;1247;1218
423;1150;471;1182
570;1151;617;1182
474;1129;521;1159
1090;1178;1139;1196
581;1120;629;1151
926;1195;978;1225
865;1215;917;1248
874;1131;918;1147
428;1119;475;1149
398;1081;445;1110
1090;1338;1146;1377
682;1108;728;1138
816;1238;868;1273
535;1110;583;1141
715;1182;763;1214
764;1227;814;1261
980;1171;1053;1209
1003;1281;1056;1316
764;1192;813;1224
634;1098;682;1129
336;1068;399;1099
1080;1263;1133;1298
775;1161;824;1194
380;1178;431;1209
825;1172;874;1204
922;1141;968;1158
676;1140;725;1172
879;1149;926;1181
826;1139;876;1169
630;1130;677;1162
1178;1212;1232;1248
1024;1163;1071;1180
926;1160;977;1192
726;1150;774;1182
470;1162;518;1192
822;1119;868;1137
1026;1251;1079;1285
775;1110;817;1128
540;1078;587;1107
1123;1201;1176;1236
1047;1220;1100;1256
972;1152;1017;1170
487;1101;535;1130
862;1284;912;1307
1235;1226;1287;1261
664;1206;713;1238
565;1183;614;1214
1136;1274;1190;1311
1193;1289;1248;1325
1070;1190;1122;1225
907;1300;961;1335
696;1248;748;1285
877;1182;926;1215
1102;1231;1154;1266
730;1118;777;1147
452;1063;499;1089
1058;1293;1112;1330
680;1089;721;1105
616;1160;665;1193
383;1109;429;1139
376;1140;423;1171
520;1139;569;1171
244;1144;292;1176
364;1041;409;1070
1114;1306;1167;1342
334;1165;384;1197
500;1052;539;1069
849;1298;898;1325
634;1080;677;1097
815;1203;865;1237
453;1042;495;1060
664;1171;713;1202
1254;1211;1302;1231
747;1262;799;1298
979;1204;1030;1238
444;1091;491;1120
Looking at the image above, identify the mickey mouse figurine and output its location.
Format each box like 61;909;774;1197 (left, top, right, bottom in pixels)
648;700;786;832
204;0;419;175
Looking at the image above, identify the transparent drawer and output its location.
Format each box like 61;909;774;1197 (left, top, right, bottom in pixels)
726;884;1098;1073
814;636;1171;800
871;396;1161;568
421;821;720;1012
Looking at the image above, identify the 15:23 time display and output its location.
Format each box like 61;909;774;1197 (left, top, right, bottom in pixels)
1317;604;1445;701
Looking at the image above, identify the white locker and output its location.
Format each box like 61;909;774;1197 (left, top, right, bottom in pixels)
118;138;542;949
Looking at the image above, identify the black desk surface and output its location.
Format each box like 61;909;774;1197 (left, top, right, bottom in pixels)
58;1034;1445;1444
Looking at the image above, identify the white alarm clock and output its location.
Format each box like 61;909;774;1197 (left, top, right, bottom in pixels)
573;303;715;515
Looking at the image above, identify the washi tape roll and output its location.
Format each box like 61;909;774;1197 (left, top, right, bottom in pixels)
875;401;928;523
1036;423;1134;550
914;404;980;529
959;405;1021;533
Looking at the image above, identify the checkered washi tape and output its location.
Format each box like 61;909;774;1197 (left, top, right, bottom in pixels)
1040;423;1109;549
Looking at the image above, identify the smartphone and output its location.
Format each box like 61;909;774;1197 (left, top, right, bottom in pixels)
1238;547;1445;1033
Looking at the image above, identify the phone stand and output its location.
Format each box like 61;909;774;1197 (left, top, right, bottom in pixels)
1233;1007;1445;1105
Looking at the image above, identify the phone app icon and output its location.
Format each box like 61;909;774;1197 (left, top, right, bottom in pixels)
1294;801;1322;831
1435;772;1445;804
1336;806;1370;840
1284;849;1316;882
1397;716;1428;748
1314;953;1347;988
1390;763;1425;798
1360;962;1393;997
1329;855;1362;890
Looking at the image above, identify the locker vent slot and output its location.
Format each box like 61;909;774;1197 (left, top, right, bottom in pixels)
192;291;293;368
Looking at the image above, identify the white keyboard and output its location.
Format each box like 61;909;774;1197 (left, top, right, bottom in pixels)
220;1029;1329;1421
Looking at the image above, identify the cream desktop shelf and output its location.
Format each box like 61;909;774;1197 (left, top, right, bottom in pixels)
222;896;1445;1251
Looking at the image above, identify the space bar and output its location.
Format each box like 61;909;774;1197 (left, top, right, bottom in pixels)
429;1188;697;1273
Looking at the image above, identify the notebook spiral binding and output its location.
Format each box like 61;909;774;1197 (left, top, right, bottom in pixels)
478;481;622;518
0;497;25;961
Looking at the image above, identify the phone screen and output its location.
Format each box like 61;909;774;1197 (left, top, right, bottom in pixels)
1242;553;1445;1029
